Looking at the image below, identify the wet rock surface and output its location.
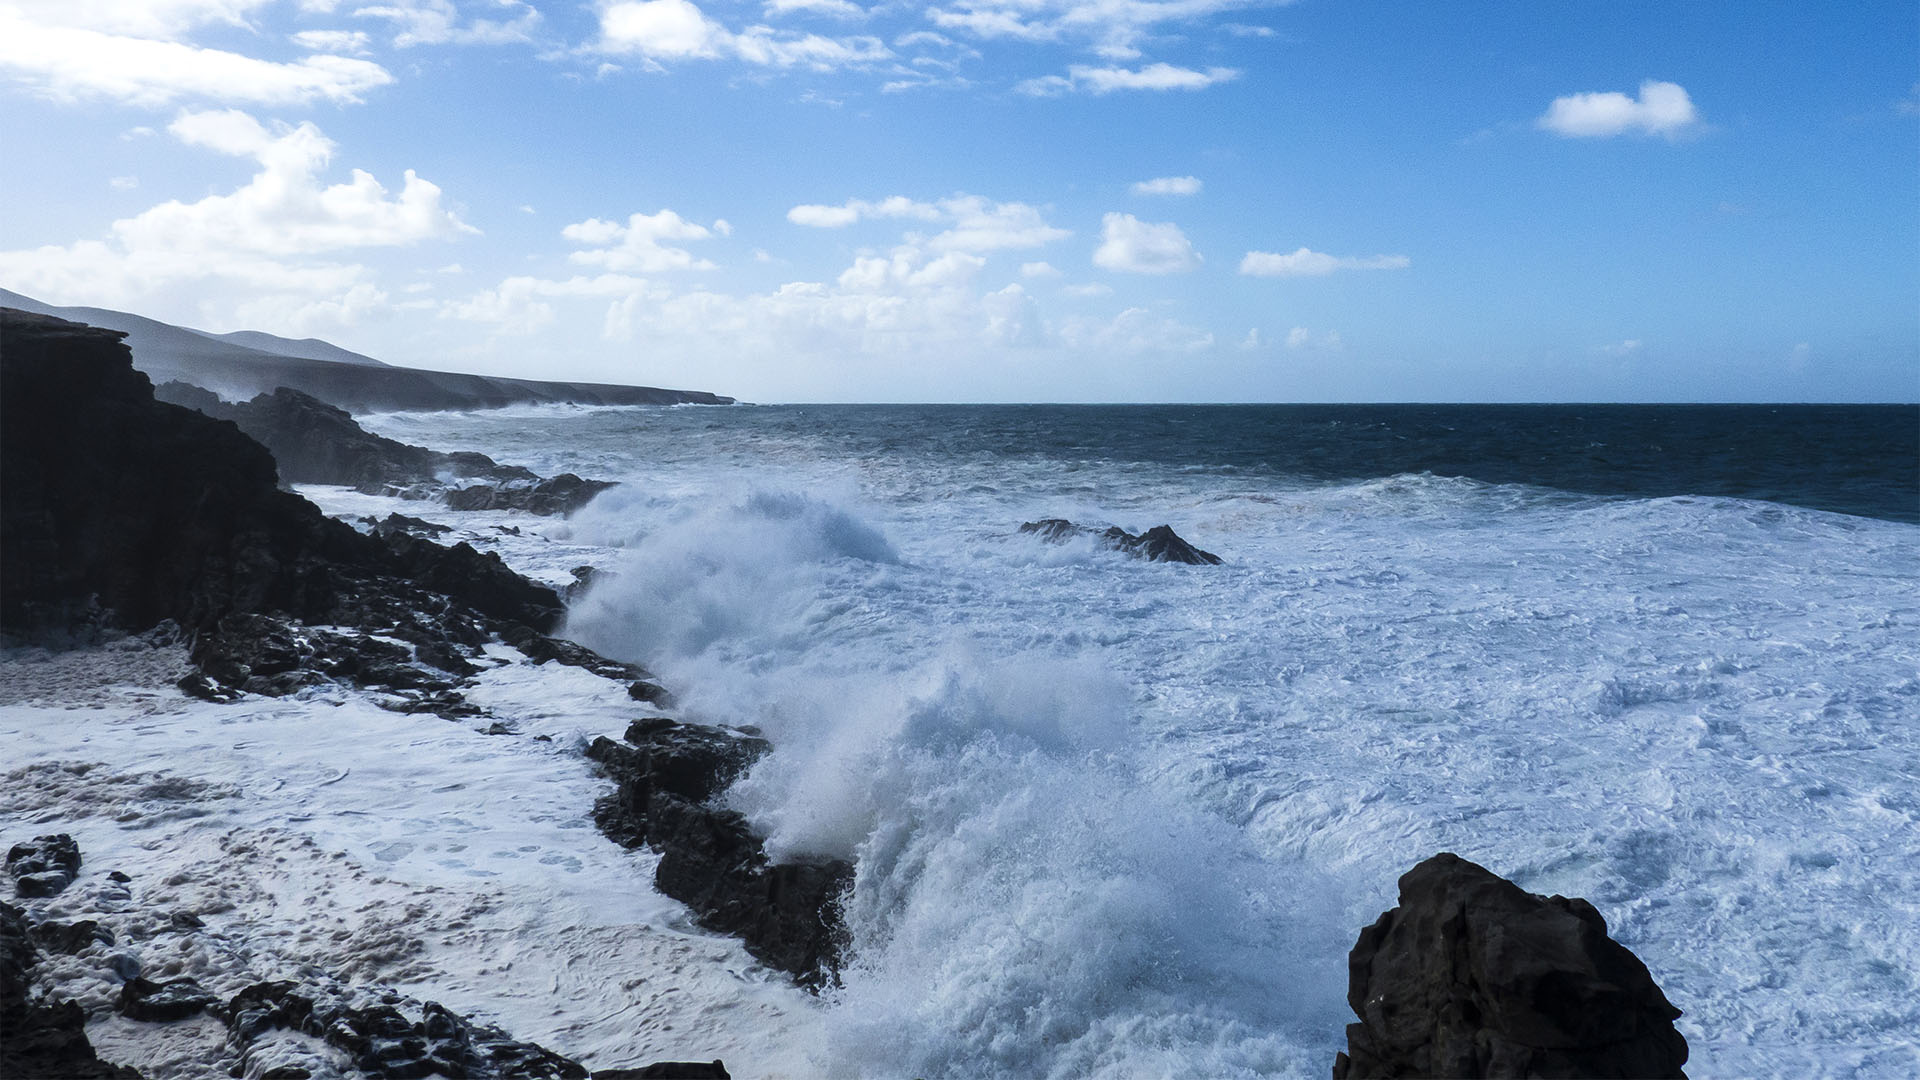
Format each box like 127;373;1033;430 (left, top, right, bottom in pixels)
1018;518;1223;564
1;901;142;1079
588;719;852;988
1334;852;1689;1080
154;381;617;517
117;975;219;1022
9;833;82;897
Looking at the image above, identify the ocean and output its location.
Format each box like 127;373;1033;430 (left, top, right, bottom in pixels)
7;402;1917;1077
355;402;1919;1076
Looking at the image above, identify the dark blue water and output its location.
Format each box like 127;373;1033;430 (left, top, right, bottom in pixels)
685;404;1918;523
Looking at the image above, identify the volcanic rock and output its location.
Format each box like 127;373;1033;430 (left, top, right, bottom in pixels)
588;719;851;987
1018;518;1222;565
2;902;143;1079
117;976;219;1022
1333;852;1689;1080
154;380;616;517
8;834;81;897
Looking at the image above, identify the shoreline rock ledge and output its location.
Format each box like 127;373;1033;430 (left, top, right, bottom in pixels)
1334;852;1689;1080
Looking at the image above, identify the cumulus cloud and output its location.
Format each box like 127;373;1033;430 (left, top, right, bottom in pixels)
5;0;276;39
786;194;1069;252
596;0;890;70
1018;62;1236;96
1019;261;1060;278
0;12;394;106
1130;175;1201;196
926;0;1262;64
1238;247;1409;277
1092;213;1198;274
1284;326;1339;350
0;110;470;331
563;209;719;272
291;29;373;54
1537;80;1701;138
764;0;868;19
351;0;542;48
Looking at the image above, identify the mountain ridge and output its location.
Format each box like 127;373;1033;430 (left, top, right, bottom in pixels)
0;288;732;413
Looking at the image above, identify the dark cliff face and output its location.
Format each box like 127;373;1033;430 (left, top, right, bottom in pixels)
0;307;563;641
1;309;358;636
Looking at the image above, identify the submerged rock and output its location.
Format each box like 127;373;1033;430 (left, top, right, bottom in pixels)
2;902;143;1079
1018;518;1223;565
117;976;219;1022
1334;852;1689;1080
8;834;81;898
588;718;852;987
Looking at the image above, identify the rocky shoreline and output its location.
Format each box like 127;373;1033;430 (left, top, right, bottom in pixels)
2;305;1691;1079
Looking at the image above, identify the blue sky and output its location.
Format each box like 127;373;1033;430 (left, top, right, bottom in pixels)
1;0;1914;402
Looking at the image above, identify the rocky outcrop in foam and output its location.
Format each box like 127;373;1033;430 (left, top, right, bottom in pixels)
155;382;616;517
1334;852;1689;1079
588;718;853;989
1019;518;1223;564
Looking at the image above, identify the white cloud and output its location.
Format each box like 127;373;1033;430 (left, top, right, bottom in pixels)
350;0;541;48
764;0;867;20
1017;63;1237;97
1596;339;1643;357
1284;326;1339;350
1239;247;1409;277
563;209;718;272
597;0;890;70
291;28;373;54
445;273;655;334
0;110;471;332
1537;80;1701;139
925;0;1269;64
1063;282;1110;297
1019;261;1060;278
1130;175;1201;196
1092;213;1197;274
109;175;139;189
787;194;1068;253
1223;23;1276;37
0;13;395;106
5;0;275;39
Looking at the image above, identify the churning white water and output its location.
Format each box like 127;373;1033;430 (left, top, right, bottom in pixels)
350;402;1920;1078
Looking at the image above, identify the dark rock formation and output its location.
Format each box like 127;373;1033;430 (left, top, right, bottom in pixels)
1018;519;1222;565
117;976;219;1022
1;902;143;1079
154;380;615;516
588;718;852;988
594;1063;730;1079
445;473;617;517
9;834;82;898
227;981;588;1080
30;919;114;954
1334;852;1689;1080
367;512;454;538
1;308;596;709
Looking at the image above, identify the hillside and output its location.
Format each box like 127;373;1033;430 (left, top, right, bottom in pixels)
0;289;733;413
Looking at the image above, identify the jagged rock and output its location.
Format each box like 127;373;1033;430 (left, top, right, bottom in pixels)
9;834;81;897
154;380;615;517
1333;852;1689;1080
565;565;608;603
593;1062;731;1079
368;512;454;538
117;976;219;1022
30;919;113;954
1018;519;1222;565
445;473;617;517
506;627;653;682
588;718;851;987
226;981;588;1079
628;680;671;705
2;902;143;1078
